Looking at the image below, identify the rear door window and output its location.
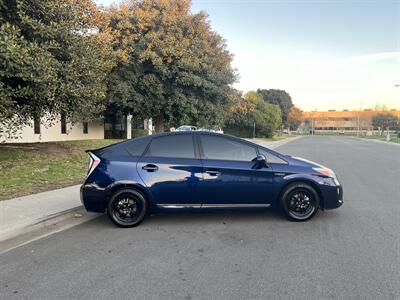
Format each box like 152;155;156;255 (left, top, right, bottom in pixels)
200;135;257;161
145;135;195;159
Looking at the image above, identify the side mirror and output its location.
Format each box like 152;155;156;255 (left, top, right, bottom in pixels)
252;154;268;169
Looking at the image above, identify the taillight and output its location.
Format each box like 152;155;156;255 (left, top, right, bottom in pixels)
87;152;100;177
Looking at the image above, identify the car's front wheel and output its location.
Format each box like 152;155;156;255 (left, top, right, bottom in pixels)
280;183;320;221
107;189;148;227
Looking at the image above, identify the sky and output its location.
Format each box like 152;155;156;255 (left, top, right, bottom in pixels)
96;0;400;111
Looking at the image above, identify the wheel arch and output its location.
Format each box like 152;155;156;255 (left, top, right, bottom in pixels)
278;178;324;209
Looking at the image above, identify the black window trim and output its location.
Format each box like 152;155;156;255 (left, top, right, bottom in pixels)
197;133;259;163
143;133;199;160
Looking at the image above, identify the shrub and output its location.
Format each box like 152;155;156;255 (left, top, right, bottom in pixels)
132;129;149;138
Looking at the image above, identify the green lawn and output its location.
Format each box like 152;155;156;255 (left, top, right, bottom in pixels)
251;134;295;142
0;139;122;200
271;134;294;141
359;135;400;144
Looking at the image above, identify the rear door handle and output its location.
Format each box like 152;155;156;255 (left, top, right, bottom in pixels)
142;164;159;172
206;170;221;176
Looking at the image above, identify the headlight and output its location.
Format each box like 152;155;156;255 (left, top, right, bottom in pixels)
313;167;335;178
318;177;337;186
333;178;340;186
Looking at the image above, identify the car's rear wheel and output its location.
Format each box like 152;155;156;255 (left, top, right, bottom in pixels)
107;189;148;227
280;183;319;221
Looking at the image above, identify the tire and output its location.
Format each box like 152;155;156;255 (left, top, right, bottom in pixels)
280;182;320;222
107;188;148;228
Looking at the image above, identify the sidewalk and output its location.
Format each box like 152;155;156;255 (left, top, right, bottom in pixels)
0;135;302;243
246;135;302;149
0;185;84;242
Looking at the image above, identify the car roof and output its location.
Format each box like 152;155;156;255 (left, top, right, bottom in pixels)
147;131;285;157
147;131;260;148
147;131;224;139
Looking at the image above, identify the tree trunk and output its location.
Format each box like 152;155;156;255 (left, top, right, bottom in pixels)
154;114;164;133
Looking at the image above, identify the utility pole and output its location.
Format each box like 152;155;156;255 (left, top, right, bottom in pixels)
311;118;314;135
311;109;317;136
357;103;361;136
386;127;391;142
253;121;256;139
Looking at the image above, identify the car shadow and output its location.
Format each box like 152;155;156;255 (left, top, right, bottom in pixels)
150;210;283;224
86;209;293;229
84;206;341;229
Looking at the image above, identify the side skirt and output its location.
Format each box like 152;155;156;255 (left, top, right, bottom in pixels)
156;203;271;209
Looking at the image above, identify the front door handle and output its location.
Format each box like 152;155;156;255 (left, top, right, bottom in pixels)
274;172;286;176
206;170;220;176
142;164;159;172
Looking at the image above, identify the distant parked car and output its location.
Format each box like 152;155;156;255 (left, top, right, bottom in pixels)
198;126;223;134
81;132;343;227
339;131;345;135
176;125;197;132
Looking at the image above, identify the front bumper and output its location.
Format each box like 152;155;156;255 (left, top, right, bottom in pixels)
320;183;343;209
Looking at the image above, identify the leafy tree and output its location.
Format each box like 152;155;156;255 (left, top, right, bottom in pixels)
374;103;388;111
105;0;236;132
225;91;281;138
371;113;399;134
0;0;112;133
288;106;303;130
257;89;293;126
226;91;256;134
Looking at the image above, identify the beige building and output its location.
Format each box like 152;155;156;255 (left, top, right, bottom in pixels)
1;114;152;143
301;109;400;133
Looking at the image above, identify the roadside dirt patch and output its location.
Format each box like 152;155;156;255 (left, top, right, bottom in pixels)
0;142;73;155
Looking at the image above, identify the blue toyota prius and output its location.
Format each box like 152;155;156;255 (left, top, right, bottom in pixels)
81;132;343;227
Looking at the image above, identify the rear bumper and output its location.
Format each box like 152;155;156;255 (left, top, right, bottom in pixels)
80;184;108;213
320;184;343;209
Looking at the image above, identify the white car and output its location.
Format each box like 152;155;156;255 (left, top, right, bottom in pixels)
198;126;223;134
176;125;197;132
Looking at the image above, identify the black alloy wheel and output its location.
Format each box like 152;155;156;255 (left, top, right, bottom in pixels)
107;189;148;227
281;183;319;221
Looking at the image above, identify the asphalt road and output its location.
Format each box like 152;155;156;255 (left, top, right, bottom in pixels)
1;136;399;300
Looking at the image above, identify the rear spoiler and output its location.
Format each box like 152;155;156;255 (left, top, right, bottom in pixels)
85;149;99;157
85;140;127;154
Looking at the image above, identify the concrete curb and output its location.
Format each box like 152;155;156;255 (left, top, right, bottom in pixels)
0;206;99;254
0;205;83;243
0;185;84;244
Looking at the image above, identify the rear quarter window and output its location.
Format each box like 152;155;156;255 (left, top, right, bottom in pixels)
125;137;150;157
